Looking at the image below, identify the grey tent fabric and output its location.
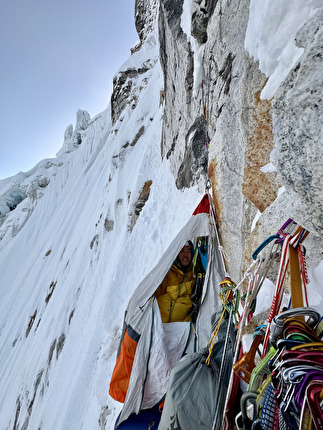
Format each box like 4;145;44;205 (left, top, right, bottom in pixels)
158;350;219;430
158;310;236;430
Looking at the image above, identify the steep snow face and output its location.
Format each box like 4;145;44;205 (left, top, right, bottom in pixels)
0;108;92;244
0;21;201;430
0;158;63;243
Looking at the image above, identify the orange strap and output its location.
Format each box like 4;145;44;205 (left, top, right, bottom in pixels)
289;243;303;309
289;227;309;309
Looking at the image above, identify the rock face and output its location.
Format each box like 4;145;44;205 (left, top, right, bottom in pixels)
191;0;217;44
158;0;265;280
157;0;323;280
271;9;323;237
111;65;150;125
135;0;158;45
159;0;209;190
175;115;208;189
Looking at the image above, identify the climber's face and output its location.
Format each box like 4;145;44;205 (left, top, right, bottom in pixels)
178;245;192;267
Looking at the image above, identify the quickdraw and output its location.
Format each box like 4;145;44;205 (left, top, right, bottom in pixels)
221;218;322;430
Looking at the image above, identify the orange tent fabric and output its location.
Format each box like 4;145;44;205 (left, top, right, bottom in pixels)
109;329;139;403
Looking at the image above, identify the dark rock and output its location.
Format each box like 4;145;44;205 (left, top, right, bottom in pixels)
191;10;209;44
135;0;158;44
104;217;114;232
176;116;209;188
111;68;149;125
161;0;185;37
129;180;152;232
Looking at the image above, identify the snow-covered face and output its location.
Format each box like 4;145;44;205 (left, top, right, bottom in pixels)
178;245;192;267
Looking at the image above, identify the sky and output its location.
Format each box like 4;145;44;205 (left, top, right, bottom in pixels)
0;0;138;180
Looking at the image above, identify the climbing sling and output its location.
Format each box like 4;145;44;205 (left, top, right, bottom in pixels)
232;220;323;430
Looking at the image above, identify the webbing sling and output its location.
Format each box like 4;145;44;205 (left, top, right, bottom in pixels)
289;228;308;309
289;243;304;309
262;227;309;357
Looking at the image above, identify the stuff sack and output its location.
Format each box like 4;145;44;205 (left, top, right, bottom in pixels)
158;311;236;430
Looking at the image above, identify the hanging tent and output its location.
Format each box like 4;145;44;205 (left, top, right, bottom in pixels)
109;193;225;426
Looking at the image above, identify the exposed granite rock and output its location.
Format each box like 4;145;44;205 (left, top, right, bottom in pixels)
129;180;152;232
242;86;281;213
271;9;323;236
176;115;208;188
159;0;268;279
191;9;209;44
160;0;185;37
158;0;322;280
104;217;114;232
111;66;150;125
131;125;145;147
159;0;209;189
135;0;158;44
191;0;218;44
112;1;159;125
203;0;260;281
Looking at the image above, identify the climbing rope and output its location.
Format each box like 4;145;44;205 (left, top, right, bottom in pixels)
205;306;226;365
205;187;229;277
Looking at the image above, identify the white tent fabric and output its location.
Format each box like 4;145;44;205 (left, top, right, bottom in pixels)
119;302;193;423
115;196;226;425
126;212;212;327
140;303;192;409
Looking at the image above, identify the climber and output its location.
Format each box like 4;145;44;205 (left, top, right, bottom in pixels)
155;241;196;323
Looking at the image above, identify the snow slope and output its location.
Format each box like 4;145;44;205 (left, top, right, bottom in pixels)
0;28;201;429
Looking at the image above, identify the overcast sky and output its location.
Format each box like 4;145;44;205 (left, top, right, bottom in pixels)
0;0;138;179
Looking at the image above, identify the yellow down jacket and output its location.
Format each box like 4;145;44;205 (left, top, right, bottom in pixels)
155;263;195;323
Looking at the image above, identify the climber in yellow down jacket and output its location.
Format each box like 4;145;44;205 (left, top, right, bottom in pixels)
155;241;195;323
